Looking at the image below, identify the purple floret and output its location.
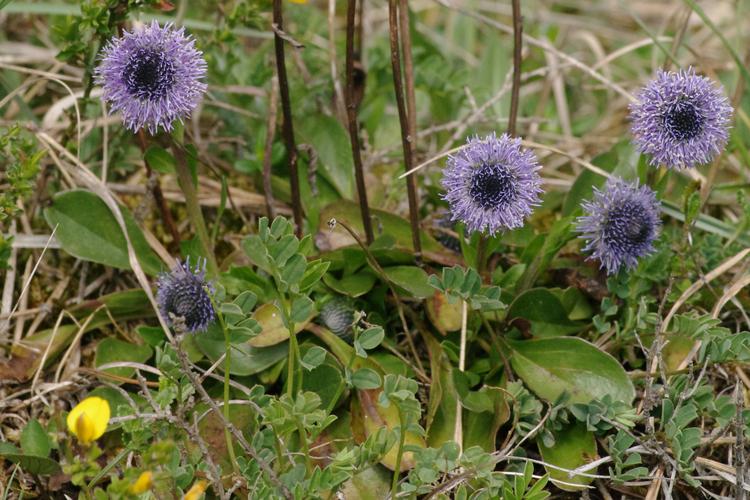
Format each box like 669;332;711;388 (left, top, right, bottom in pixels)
156;257;215;333
441;133;543;235
575;178;661;275
629;67;732;169
95;21;207;134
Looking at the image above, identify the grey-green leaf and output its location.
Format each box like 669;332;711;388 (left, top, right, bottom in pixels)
44;190;163;276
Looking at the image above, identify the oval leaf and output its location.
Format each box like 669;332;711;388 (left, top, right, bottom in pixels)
507;288;584;337
508;337;635;404
538;421;598;491
44;190;162;275
20;419;51;458
95;338;153;382
383;266;433;299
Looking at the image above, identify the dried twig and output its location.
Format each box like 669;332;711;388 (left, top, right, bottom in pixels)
272;0;304;237
345;0;374;244
388;0;422;260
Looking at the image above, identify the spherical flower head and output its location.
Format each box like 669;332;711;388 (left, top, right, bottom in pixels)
575;178;661;275
156;257;215;333
629;67;732;169
66;396;110;445
95;21;207;134
319;297;355;342
441;133;543;235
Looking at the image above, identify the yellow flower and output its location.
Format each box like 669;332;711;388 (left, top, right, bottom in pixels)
66;396;110;445
183;480;207;500
289;0;307;3
129;471;153;494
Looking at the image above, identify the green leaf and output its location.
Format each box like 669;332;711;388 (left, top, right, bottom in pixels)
94;338;153;382
507;337;635;404
220;302;245;324
323;272;377;297
144;146;175;174
518;217;575;291
352;368;382;390
339;466;392;500
383;266;434;298
507;288;584;337
290;296;315;324
297;114;354;198
242;235;271;273
299;260;330;292
195;323;289;376
301;345;327;371
20;420;51;458
233;291;258;315
136;325;166;347
44;190;163;275
537;421;597;491
0;451;60;475
300;345;345;411
280;253;307;289
358;327;385;350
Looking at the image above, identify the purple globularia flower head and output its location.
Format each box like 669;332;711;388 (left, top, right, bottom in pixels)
575;178;661;275
95;21;207;134
629;67;732;169
156;257;215;333
441;133;543;235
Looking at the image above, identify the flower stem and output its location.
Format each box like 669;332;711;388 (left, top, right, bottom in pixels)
475;236;489;275
278;297;303;398
454;299;468;454
170;140;217;276
390;411;408;496
220;316;239;472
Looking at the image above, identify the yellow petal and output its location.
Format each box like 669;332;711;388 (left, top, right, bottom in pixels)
130;471;153;494
289;0;308;3
184;480;208;500
66;396;110;445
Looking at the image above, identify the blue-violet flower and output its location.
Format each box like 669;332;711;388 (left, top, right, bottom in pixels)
629;68;732;169
95;21;207;134
575;178;661;275
441;133;543;235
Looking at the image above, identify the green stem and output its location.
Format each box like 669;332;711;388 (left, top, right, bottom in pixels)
170;140;218;275
220;315;239;473
390;411;407;496
279;298;303;398
295;418;313;473
476;235;489;275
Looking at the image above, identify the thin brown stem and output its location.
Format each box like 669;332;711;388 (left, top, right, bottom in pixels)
388;0;422;260
507;0;523;137
332;219;429;383
263;78;280;219
398;0;417;150
272;0;304;237
345;0;374;244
